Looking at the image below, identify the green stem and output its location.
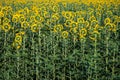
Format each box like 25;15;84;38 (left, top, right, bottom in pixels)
94;34;97;80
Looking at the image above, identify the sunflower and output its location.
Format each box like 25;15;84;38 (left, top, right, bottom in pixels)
51;13;59;22
91;20;98;28
64;11;74;20
54;24;63;32
104;18;111;24
111;23;117;32
15;35;22;43
0;11;4;18
52;5;60;12
43;11;50;19
64;20;72;27
79;28;87;37
2;23;11;32
77;18;85;23
31;24;39;32
89;30;100;41
105;23;113;31
3;18;10;24
84;21;89;28
70;27;78;34
16;31;25;36
12;14;19;23
70;21;78;28
30;16;35;22
21;21;29;29
19;15;26;23
62;31;69;39
35;15;44;22
12;41;21;49
89;16;96;22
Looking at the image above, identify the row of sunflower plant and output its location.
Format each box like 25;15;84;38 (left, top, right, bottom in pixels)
0;0;120;80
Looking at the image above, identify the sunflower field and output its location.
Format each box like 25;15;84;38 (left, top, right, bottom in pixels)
0;0;120;80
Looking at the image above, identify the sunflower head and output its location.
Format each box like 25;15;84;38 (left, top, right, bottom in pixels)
0;11;4;18
31;24;39;32
19;15;26;23
77;18;85;23
15;35;22;43
3;18;10;24
105;23;113;31
89;16;96;21
2;23;11;32
21;21;29;29
54;24;63;32
62;31;69;39
70;21;78;28
64;20;72;27
104;18;111;24
12;41;21;49
79;28;87;37
12;14;19;23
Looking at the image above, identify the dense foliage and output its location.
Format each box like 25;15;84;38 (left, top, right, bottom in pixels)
0;0;120;80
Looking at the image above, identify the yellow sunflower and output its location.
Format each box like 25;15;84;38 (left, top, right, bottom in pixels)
21;21;29;29
12;41;21;49
105;23;113;31
15;35;22;43
31;24;39;32
0;11;4;18
84;21;89;28
2;23;11;32
51;13;60;22
104;18;111;24
89;16;96;21
89;30;100;41
70;21;78;28
43;11;50;19
12;14;19;23
3;18;10;24
63;11;74;20
35;15;44;22
52;5;60;12
54;24;63;32
30;16;35;22
91;20;98;28
62;31;69;39
77;18;85;23
19;15;26;23
79;28;87;37
64;20;72;27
